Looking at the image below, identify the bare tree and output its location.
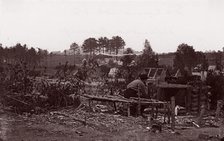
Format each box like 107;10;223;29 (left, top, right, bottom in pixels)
70;42;79;65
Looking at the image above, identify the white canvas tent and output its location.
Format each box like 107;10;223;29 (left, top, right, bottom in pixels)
108;67;119;78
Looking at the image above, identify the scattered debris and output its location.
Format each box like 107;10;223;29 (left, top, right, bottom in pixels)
151;124;162;133
192;121;200;128
198;133;220;141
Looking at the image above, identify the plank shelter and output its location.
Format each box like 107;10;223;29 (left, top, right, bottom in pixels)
156;83;192;113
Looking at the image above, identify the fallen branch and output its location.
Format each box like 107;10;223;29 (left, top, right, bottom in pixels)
5;95;31;106
82;94;132;103
192;121;200;128
51;111;87;125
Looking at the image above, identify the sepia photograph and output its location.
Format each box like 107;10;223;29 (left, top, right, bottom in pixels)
0;0;224;140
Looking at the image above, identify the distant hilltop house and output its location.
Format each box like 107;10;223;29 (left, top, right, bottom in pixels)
51;49;79;55
50;51;62;55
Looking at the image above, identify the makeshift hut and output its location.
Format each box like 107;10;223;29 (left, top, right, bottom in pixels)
156;83;191;113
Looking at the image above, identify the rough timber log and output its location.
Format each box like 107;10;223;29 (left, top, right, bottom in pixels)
82;94;168;118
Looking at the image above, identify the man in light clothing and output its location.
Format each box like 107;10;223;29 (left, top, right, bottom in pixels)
124;73;148;117
124;73;148;99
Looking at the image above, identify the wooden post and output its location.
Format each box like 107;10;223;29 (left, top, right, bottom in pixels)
163;104;166;123
137;84;141;116
127;103;130;117
186;87;191;113
84;115;87;126
156;106;158;118
171;96;175;131
164;102;171;124
198;104;206;126
113;102;117;111
157;87;161;100
198;84;202;113
148;83;151;98
152;106;155;118
163;103;167;123
216;100;223;120
88;99;92;111
168;102;171;124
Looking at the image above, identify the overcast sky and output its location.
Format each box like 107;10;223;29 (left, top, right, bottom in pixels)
0;0;224;53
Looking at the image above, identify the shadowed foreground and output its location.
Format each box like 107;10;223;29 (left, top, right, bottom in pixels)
0;108;222;141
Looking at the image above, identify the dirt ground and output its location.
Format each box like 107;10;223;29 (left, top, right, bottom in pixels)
0;105;223;141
